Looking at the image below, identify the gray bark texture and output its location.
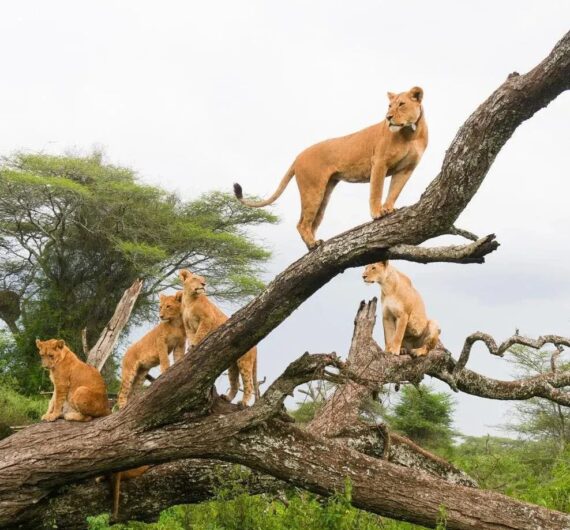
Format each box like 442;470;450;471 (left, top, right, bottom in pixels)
0;30;569;530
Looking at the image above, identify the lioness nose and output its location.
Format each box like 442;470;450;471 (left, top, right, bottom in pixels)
386;114;393;120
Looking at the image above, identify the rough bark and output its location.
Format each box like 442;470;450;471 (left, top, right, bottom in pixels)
0;30;569;530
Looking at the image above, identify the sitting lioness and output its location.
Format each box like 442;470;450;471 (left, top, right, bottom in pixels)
362;261;440;356
179;269;257;406
234;87;427;250
117;292;186;409
36;339;110;421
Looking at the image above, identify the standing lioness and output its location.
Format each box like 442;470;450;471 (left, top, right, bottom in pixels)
363;261;440;356
234;87;428;250
179;269;257;406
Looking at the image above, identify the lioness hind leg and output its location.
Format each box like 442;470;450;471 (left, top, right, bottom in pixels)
237;349;256;407
409;320;441;357
64;410;92;422
296;174;330;250
70;386;109;418
312;179;338;235
222;363;240;403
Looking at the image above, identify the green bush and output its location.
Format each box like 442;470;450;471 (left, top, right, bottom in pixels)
87;469;428;530
0;382;48;429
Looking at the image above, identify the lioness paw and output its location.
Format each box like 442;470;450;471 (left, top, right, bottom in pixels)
42;413;60;422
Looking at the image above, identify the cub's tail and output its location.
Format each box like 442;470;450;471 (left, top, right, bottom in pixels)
234;164;295;207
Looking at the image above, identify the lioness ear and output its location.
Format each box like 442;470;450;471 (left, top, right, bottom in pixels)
55;339;65;349
387;91;396;101
35;339;42;348
175;291;183;302
408;86;423;102
179;269;190;281
381;260;389;267
159;293;165;300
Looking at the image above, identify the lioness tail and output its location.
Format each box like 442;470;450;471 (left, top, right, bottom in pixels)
234;164;295;207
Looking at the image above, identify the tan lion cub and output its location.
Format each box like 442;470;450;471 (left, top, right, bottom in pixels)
234;87;428;250
117;292;186;408
363;261;440;356
179;269;257;406
36;339;110;421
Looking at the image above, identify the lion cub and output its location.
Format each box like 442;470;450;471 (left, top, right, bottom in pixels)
363;261;440;356
235;87;428;250
36;339;110;421
117;292;186;408
179;269;257;406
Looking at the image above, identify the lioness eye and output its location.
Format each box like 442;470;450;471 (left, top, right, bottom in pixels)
399;102;404;107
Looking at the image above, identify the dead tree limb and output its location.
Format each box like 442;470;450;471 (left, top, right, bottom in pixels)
1;30;570;530
86;279;143;370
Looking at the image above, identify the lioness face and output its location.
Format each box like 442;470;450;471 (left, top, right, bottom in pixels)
36;339;66;369
362;261;390;284
179;269;207;297
386;87;423;132
159;292;183;322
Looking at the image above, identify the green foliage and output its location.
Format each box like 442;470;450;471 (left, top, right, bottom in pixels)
0;152;277;393
87;467;427;530
505;346;570;451
453;436;570;513
0;382;47;429
386;384;456;451
288;399;324;424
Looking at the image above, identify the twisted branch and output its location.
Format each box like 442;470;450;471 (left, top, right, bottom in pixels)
454;333;570;373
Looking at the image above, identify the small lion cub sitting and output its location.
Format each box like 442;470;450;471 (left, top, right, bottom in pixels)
179;269;257;406
117;292;186;408
363;261;440;356
36;339;110;421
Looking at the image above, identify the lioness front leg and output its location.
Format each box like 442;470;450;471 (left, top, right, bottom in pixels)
382;167;414;215
192;321;212;348
43;386;68;421
370;163;388;219
173;343;185;363
387;313;409;355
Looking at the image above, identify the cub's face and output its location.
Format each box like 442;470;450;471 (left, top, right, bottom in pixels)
36;339;66;369
159;292;183;322
386;87;423;132
362;261;390;284
179;269;207;297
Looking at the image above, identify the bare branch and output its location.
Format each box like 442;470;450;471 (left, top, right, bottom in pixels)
446;225;480;241
86;279;143;371
387;233;499;264
454;332;570;373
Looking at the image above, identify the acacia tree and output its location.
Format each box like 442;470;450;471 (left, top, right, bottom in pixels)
0;30;569;530
0;153;276;392
506;345;570;452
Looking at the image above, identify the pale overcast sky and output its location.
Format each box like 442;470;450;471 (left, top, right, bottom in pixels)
1;1;569;437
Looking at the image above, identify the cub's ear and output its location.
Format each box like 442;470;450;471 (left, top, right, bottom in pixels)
179;269;190;282
35;338;42;348
55;339;65;349
408;86;423;102
159;293;165;300
381;260;390;266
174;291;183;302
387;91;396;101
